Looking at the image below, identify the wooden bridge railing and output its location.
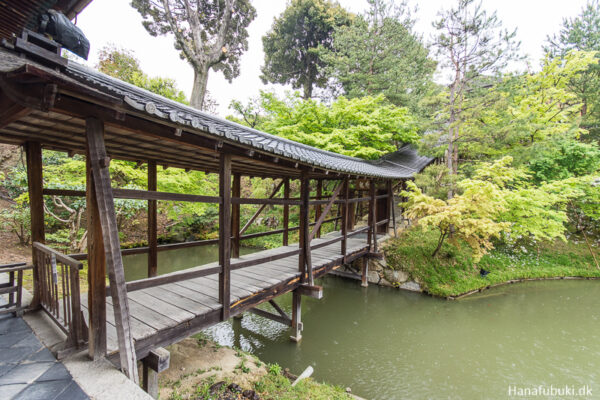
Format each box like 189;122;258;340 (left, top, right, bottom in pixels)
32;242;87;350
0;262;32;316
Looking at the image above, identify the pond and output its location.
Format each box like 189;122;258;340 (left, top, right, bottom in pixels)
201;276;600;400
121;244;259;281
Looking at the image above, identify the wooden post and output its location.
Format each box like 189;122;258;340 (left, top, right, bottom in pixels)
219;153;232;320
231;173;241;258
370;180;377;253
315;179;322;238
142;348;170;399
86;117;139;383
341;178;349;259
283;178;290;246
147;160;157;277
86;151;107;360
387;180;397;237
348;187;355;232
361;257;369;288
299;171;312;284
25;142;44;309
290;290;302;342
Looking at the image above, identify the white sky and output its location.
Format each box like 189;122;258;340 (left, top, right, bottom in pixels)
74;0;590;115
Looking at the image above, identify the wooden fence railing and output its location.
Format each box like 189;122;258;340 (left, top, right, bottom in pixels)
33;242;87;349
0;262;32;316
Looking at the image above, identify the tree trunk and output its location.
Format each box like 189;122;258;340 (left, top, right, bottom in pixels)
303;80;313;100
190;65;210;110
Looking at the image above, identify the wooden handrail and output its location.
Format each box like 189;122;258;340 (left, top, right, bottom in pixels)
43;187;221;204
33;242;83;269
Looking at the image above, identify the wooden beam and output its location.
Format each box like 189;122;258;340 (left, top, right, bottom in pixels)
147;161;157;278
290;290;302;342
341;178;349;259
283;178;290;246
247;307;292;326
315;180;322;238
86;149;106;360
239;180;284;235
296;284;323;299
25;142;44;309
142;348;170;399
369;180;377;253
86;117;138;383
219;153;232;320
231;174;241;259
298;172;312;284
389;181;397;237
361;258;369;288
309;180;344;242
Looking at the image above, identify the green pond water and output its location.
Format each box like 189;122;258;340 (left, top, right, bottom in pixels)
124;249;600;399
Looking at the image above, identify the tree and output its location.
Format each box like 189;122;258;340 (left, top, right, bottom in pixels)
545;0;600;140
457;51;596;166
97;45;188;104
402;178;509;261
432;0;520;195
229;92;418;159
261;0;351;99
321;0;436;114
131;0;256;110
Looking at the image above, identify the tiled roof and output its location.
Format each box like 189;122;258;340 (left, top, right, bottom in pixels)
65;61;433;179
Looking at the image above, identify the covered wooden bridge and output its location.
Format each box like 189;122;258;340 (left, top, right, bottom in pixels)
0;9;433;394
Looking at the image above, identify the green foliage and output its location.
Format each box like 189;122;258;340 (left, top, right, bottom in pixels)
0;196;30;246
97;45;188;104
253;365;351;400
412;164;461;200
320;0;436;114
261;0;351;99
384;228;600;297
528;138;600;183
545;0;600;139
402;175;509;261
230;92;418;159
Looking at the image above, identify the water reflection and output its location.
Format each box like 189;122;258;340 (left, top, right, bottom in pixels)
202;276;600;400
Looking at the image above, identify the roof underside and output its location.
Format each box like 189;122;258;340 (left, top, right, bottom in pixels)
0;45;433;180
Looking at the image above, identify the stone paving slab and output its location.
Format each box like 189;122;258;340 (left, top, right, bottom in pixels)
0;311;89;400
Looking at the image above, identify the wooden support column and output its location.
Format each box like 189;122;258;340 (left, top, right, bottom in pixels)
298;171;312;284
348;187;356;232
86;152;106;360
231;173;241;258
370;180;377;253
25;141;44;308
361;257;369;288
388;180;397;237
147;160;157;278
290;290;303;342
142;348;170;399
282;178;290;246
341;178;349;260
86;118;138;383
315;180;322;238
219;153;232;320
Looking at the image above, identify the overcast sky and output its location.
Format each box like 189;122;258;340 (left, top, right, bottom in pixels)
74;0;590;115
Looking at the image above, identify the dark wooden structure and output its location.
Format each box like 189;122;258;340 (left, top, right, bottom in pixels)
0;5;433;394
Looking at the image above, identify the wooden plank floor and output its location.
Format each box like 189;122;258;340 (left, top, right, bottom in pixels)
80;234;377;358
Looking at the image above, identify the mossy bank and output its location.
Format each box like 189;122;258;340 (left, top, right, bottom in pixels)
380;228;600;298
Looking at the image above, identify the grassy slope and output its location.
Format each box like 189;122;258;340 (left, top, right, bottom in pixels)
384;228;600;297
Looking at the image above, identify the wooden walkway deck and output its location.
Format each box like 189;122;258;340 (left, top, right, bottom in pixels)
80;234;376;361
